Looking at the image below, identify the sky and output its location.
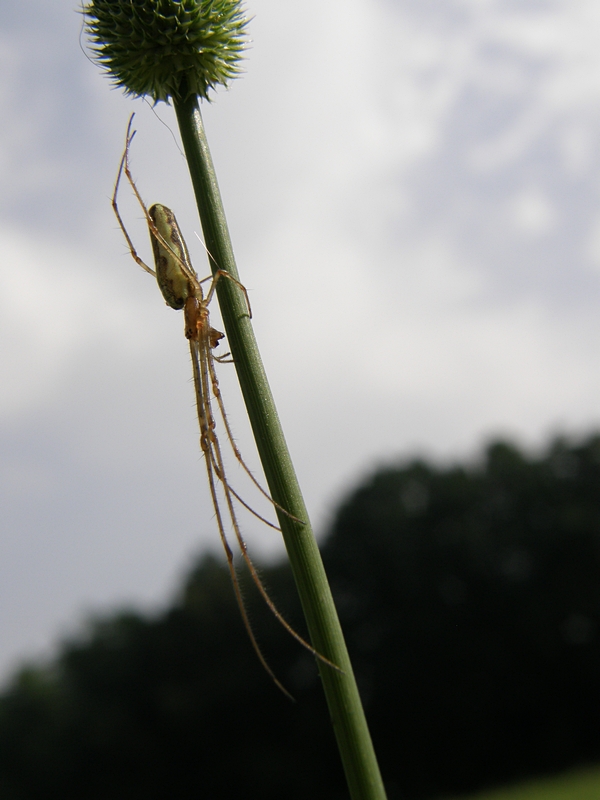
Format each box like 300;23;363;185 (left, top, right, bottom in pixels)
2;0;600;682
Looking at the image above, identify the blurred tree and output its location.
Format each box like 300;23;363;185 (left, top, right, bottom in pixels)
2;435;600;798
322;436;600;797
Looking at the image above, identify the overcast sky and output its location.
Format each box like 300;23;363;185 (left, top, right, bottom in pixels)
2;0;600;682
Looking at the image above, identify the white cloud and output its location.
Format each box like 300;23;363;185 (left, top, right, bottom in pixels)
3;0;600;681
508;189;557;236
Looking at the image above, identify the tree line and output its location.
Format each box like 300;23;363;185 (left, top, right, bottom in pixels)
2;435;600;798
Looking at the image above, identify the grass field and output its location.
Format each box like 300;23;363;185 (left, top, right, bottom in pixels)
443;765;600;800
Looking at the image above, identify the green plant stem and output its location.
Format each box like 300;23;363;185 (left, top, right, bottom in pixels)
173;92;387;800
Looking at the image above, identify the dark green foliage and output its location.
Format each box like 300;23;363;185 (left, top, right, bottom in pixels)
3;435;600;798
322;436;600;797
0;556;344;800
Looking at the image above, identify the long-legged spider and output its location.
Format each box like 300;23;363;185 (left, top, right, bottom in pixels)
112;116;338;697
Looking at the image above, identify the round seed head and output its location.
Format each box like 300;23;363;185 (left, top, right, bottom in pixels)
84;0;249;103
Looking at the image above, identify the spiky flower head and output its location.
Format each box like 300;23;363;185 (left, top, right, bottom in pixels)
84;0;249;103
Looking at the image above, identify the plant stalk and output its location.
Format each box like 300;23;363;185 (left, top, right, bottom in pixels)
173;92;387;800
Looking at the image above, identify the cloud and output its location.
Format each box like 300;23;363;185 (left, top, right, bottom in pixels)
3;0;600;680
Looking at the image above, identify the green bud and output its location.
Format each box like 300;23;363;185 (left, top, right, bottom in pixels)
84;0;249;103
